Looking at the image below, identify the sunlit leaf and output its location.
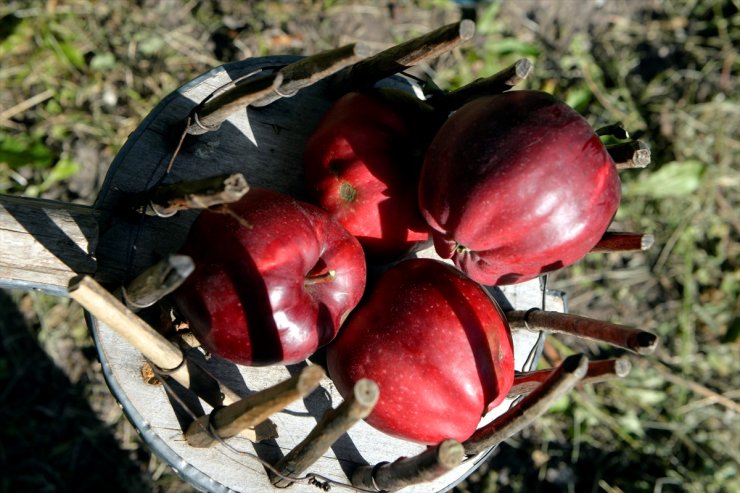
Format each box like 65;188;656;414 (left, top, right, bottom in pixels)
90;52;116;71
623;160;705;198
0;134;54;169
59;42;86;70
39;157;79;192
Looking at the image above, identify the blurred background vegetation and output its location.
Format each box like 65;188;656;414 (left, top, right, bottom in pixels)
0;0;737;492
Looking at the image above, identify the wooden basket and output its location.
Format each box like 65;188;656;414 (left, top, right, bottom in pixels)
0;21;655;493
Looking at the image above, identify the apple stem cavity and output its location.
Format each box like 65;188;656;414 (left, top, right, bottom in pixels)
329;20;476;95
122;254;195;310
184;365;325;447
508;356;632;398
464;353;589;455
351;439;465;492
433;58;534;111
591;231;655;253
129;173;250;217
271;379;379;487
339;182;358;203
68;275;239;409
607;140;651;169
508;309;659;355
304;269;337;286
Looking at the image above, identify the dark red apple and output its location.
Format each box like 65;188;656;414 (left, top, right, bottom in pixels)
326;258;515;445
304;88;442;261
172;188;367;366
419;90;621;285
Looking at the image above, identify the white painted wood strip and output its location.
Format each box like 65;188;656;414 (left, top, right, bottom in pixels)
0;195;99;292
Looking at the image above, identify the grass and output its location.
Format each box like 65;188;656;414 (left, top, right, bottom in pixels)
1;1;738;492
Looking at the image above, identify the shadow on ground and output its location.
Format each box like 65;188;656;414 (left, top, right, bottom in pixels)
0;289;154;493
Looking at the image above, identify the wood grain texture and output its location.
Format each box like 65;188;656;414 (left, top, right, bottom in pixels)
0;195;99;293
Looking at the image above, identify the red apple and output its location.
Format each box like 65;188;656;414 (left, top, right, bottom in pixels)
172;188;367;366
326;258;515;445
419;90;621;285
304;89;442;261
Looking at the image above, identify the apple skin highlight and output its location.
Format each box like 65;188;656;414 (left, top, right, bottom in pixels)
327;258;514;445
419;90;621;286
173;188;367;366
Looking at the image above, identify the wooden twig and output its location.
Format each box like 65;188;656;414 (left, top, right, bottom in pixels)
507;309;658;355
186;72;284;135
464;354;589;455
270;379;379;487
68;275;237;409
251;43;371;107
329;20;475;94
433;58;533;110
351;439;465;492
122;254;194;309
596;121;630;139
608;140;651;169
591;231;655;253
508;357;632;398
130;173;249;217
185;365;325;447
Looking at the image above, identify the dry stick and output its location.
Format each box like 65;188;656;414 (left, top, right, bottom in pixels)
507;309;658;355
329;20;476;94
251;43;372;107
185;365;325;448
352;439;465;492
271;379;380;487
608;140;651;169
591;231;655;253
186;72;284;135
508;357;632;398
68;276;238;410
464;354;589;455
434;58;534;110
131;173;250;217
122;254;194;310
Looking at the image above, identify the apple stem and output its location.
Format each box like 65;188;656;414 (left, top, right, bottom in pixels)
432;58;534;111
184;365;325;448
122;254;194;310
607;140;651;169
304;269;337;286
596;121;630;140
591;231;655;253
351;439;465;492
329;20;476;95
507;309;658;355
463;354;589;455
68;275;239;409
508;356;632;398
270;379;380;487
129;173;250;217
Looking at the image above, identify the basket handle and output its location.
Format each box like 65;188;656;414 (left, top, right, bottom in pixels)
0;194;100;294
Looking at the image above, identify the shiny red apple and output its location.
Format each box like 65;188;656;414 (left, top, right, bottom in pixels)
304;88;442;261
172;188;367;366
326;258;515;445
419;90;621;285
